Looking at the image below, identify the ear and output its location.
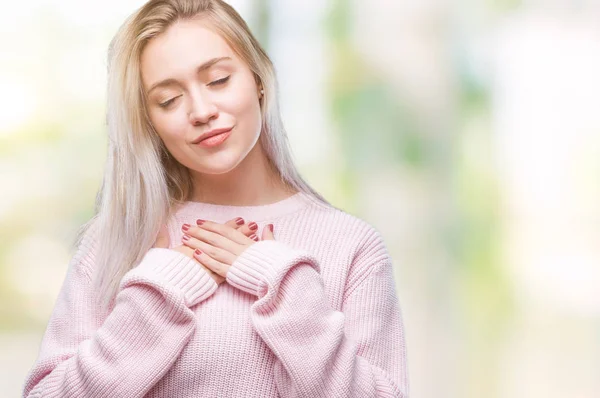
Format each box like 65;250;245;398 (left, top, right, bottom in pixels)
255;78;264;99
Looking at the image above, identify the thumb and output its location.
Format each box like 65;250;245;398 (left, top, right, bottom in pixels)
261;223;275;241
153;224;171;248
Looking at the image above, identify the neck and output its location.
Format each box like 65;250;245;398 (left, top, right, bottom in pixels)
188;141;297;206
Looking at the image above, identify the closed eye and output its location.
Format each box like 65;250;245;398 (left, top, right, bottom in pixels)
159;95;181;108
208;75;230;86
157;76;230;108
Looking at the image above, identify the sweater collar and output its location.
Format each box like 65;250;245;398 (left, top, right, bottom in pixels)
173;191;314;223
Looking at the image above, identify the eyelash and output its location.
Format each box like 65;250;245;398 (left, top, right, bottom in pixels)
158;75;231;108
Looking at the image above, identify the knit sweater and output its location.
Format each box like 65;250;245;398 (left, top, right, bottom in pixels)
23;191;409;398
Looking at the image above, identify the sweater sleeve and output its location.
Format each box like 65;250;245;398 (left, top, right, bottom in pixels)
22;242;219;398
224;238;410;398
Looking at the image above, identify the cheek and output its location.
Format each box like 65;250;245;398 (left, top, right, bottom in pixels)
149;112;188;150
151;110;185;136
223;86;262;131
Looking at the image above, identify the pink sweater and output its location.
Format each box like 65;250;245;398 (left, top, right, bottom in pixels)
23;191;409;397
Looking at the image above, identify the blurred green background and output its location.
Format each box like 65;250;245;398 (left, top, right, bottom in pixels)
2;1;599;397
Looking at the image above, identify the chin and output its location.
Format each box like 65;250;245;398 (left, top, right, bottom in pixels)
191;150;246;175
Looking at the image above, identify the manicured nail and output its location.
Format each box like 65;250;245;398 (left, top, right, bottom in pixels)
248;222;257;231
195;249;202;255
249;234;258;241
182;234;190;241
235;217;244;225
196;219;205;225
269;224;274;232
182;223;190;231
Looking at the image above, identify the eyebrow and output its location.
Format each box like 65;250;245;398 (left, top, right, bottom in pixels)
145;56;232;95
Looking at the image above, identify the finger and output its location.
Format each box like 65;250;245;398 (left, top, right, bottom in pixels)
182;222;242;255
182;232;237;264
237;220;258;237
193;248;229;279
225;217;246;230
192;222;248;254
172;244;224;283
153;224;171;248
195;219;255;246
227;217;257;239
261;223;275;241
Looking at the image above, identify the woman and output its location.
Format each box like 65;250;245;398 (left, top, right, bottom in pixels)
22;1;409;397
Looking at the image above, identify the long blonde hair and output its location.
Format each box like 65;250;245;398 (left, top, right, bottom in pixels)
76;0;329;313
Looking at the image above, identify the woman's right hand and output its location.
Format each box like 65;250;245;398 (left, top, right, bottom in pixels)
153;217;255;285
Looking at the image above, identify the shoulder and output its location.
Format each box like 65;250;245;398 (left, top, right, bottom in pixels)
70;217;101;278
302;196;390;262
301;197;391;290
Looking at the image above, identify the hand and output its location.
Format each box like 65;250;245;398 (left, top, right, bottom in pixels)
152;217;257;285
180;219;275;280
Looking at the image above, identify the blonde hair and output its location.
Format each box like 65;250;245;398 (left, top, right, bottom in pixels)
76;0;329;313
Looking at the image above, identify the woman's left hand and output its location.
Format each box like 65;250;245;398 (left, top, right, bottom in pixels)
181;219;275;279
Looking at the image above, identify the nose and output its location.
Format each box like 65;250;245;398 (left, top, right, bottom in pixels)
188;86;218;125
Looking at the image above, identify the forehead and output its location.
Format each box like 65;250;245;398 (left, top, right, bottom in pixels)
141;20;237;86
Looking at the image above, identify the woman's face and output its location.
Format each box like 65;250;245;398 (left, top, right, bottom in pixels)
141;19;263;175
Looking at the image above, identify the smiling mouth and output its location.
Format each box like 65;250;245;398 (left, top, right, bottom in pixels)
192;126;234;144
194;128;232;148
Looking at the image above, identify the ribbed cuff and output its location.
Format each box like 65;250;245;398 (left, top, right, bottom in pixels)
371;361;405;397
120;248;218;307
226;240;319;297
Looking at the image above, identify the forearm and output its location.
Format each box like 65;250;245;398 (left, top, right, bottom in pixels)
24;248;218;398
226;240;409;398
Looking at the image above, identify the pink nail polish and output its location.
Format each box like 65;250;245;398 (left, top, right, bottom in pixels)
195;249;202;255
182;223;190;231
235;217;244;225
182;234;190;241
269;224;274;232
249;222;257;231
196;219;205;225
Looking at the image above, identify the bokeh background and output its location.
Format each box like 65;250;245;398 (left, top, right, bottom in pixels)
2;0;599;397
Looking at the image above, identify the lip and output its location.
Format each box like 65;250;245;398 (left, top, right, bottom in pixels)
195;128;232;148
192;127;233;145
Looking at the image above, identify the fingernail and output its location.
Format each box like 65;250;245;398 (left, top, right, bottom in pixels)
248;222;257;231
249;234;257;241
196;219;205;225
195;249;202;255
182;223;190;231
182;234;190;241
269;224;274;232
235;217;244;225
